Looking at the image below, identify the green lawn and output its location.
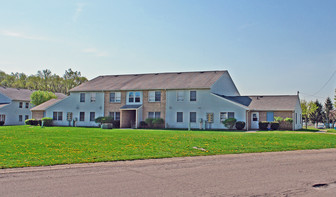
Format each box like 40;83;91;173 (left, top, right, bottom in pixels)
1;126;336;169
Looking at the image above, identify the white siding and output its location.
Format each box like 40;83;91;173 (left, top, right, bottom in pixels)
45;92;104;127
165;89;246;129
0;101;32;125
294;98;302;130
211;72;240;96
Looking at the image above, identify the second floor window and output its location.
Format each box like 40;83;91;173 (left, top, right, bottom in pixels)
19;102;23;108
128;91;141;103
177;91;184;102
110;92;121;103
190;91;197;101
90;93;96;102
80;93;85;102
148;91;161;102
25;102;29;108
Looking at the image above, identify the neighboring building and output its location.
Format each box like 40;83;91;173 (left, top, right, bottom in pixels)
32;70;302;130
0;87;66;125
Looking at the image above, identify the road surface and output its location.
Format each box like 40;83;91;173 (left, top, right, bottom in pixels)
1;149;336;196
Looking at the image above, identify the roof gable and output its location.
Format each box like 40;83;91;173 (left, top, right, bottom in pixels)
247;95;299;111
70;71;227;92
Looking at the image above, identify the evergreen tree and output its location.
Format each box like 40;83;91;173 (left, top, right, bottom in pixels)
325;97;333;128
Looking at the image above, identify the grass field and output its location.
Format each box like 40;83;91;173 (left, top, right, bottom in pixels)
1;126;336;168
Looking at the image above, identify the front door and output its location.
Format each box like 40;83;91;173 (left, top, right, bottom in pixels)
251;112;259;129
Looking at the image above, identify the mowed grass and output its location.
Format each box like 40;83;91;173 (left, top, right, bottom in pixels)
1;126;336;168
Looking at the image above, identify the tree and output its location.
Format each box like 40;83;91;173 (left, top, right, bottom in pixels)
329;110;336;128
301;100;318;129
30;90;57;106
324;97;333;128
309;100;323;128
63;68;88;94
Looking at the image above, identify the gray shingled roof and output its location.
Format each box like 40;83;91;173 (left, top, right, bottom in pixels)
70;70;227;92
247;95;299;111
0;87;67;101
30;98;65;111
216;94;299;111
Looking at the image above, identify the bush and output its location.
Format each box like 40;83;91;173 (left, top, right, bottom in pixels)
145;118;155;127
153;118;164;125
271;122;280;130
139;121;148;128
112;120;120;128
274;116;284;122
235;121;246;130
222;118;237;129
95;116;114;124
42;117;53;126
101;123;113;129
25;119;41;126
0;121;4;126
284;118;293;124
259;121;269;130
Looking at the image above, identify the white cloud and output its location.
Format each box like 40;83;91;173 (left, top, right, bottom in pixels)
82;48;109;57
1;30;47;40
73;3;86;22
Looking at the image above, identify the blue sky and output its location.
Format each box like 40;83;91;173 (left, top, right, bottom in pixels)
0;0;335;102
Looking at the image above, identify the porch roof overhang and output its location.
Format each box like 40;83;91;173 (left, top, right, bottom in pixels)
120;104;143;110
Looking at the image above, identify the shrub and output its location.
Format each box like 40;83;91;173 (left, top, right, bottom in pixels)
274;116;284;122
0;121;4;126
145;118;155;127
25;119;41;126
42;117;53;126
284;118;293;123
259;121;269;130
112;120;120;128
153;118;164;125
101;123;113;129
271;122;280;130
139;121;148;128
95;116;114;124
235;121;246;130
222;118;237;129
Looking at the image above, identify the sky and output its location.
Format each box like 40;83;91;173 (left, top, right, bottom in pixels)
0;0;335;102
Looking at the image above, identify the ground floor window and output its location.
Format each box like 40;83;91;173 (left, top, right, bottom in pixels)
148;112;161;119
109;112;120;120
0;114;5;121
90;112;95;121
53;112;63;121
177;112;183;122
80;112;85;121
220;112;235;122
19;115;22;122
25;115;29;120
190;112;196;123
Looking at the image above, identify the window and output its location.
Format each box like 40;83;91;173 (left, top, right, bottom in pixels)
177;112;183;122
53;112;63;121
148;91;161;102
295;113;297;124
190;91;196;101
177;91;184;101
300;114;302;124
190;112;196;123
25;102;29;108
19;102;23;108
80;93;85;102
228;112;235;119
220;112;234;122
80;112;85;121
267;112;274;122
25;115;29;120
109;112;120;120
206;113;214;123
67;112;73;121
90;93;96;102
128;91;141;103
110;92;121;103
0;114;5;121
19;115;22;122
90;112;95;121
148;112;161;119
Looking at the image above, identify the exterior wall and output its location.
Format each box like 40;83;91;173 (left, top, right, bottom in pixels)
0;93;11;104
248;111;294;130
294;99;303;130
0;100;32;125
165;89;247;129
210;72;240;96
32;111;44;120
142;90;166;122
104;91;126;116
45;92;104;127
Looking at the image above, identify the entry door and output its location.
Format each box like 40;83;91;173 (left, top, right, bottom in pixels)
251;112;259;129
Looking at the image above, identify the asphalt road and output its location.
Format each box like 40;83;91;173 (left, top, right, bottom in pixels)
1;149;336;197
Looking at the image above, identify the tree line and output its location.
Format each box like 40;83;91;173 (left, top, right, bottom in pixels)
301;90;336;129
0;69;88;95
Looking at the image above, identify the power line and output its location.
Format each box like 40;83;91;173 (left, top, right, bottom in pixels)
312;70;336;96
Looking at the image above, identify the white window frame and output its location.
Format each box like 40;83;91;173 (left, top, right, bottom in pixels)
110;92;121;103
90;93;96;102
53;111;63;121
220;112;235;122
148;112;161;119
79;112;85;121
190;91;197;102
127;91;142;104
190;112;196;123
177;112;183;122
0;114;5;121
90;112;95;121
109;112;120;120
80;93;85;102
176;91;184;102
148;91;161;102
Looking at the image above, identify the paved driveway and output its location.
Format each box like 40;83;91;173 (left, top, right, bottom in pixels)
1;149;336;196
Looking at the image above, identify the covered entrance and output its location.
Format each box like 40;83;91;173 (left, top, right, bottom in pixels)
120;105;143;128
